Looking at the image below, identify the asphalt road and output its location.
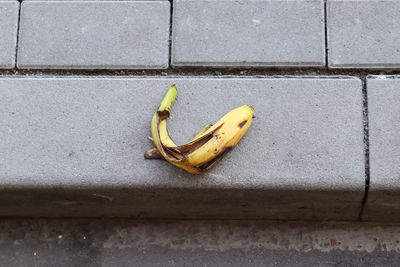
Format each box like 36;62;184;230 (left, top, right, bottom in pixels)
1;219;400;266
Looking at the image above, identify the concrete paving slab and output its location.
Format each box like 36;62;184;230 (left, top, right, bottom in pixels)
0;1;19;69
17;1;170;69
172;0;325;67
364;76;400;221
0;77;364;219
328;0;400;69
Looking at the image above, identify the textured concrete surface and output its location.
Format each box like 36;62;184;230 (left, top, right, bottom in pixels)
172;0;325;67
0;77;364;219
365;76;400;221
328;0;400;69
0;1;19;69
25;0;169;2
1;219;400;266
17;1;170;69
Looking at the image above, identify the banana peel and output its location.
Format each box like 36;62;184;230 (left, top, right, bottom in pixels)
145;84;254;174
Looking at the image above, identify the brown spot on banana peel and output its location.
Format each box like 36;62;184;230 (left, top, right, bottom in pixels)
238;120;247;128
157;110;170;120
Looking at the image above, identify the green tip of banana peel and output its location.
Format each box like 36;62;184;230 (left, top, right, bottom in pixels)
158;84;177;115
146;84;254;175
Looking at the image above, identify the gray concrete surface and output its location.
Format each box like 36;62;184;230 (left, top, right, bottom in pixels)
328;0;400;69
172;0;325;67
25;0;169;2
17;1;170;69
1;219;400;266
365;76;400;221
0;1;19;69
0;77;364;220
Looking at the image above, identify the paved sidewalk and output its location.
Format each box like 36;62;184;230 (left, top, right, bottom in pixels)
1;0;400;221
365;76;400;221
18;1;170;69
328;0;400;68
0;1;18;68
1;0;399;69
172;0;325;67
0;77;364;220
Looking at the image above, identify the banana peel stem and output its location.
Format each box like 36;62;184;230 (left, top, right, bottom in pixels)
158;85;177;114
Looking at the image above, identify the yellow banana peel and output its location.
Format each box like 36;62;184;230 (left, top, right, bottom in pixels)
145;84;254;174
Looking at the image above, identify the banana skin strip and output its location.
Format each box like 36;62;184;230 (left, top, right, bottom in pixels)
146;85;254;174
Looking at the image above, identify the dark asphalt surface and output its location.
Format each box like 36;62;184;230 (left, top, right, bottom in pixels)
0;219;399;267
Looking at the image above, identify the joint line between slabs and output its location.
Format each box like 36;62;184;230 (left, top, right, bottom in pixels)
358;76;370;221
